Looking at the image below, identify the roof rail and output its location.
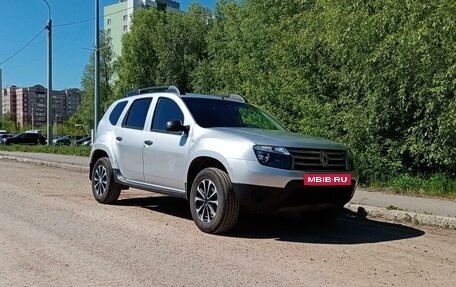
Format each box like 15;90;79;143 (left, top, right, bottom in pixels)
125;85;182;97
218;94;246;103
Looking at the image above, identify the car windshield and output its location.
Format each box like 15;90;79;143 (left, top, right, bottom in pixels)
182;97;287;130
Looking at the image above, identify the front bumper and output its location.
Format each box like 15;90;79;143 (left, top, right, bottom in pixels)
227;158;358;188
232;180;357;213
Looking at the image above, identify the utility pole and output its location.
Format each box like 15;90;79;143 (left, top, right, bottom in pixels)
32;106;35;132
54;114;58;136
94;0;100;139
43;0;53;145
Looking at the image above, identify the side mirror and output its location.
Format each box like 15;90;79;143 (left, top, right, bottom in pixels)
166;120;189;133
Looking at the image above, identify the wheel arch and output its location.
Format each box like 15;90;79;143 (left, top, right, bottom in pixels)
89;149;110;180
186;156;228;200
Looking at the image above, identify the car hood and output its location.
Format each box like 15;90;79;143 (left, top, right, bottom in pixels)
213;128;347;150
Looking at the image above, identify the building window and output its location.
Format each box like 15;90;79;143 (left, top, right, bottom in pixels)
123;25;128;31
107;19;111;25
123;15;127;21
107;28;111;34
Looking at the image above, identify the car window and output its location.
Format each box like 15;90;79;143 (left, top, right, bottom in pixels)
109;101;128;125
239;107;279;130
122;98;152;130
151;98;184;132
182;98;286;130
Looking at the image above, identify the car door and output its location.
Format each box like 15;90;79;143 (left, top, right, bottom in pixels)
112;97;152;182
29;134;37;144
143;97;190;192
22;134;32;144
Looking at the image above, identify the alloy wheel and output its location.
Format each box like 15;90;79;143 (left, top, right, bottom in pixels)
94;165;107;197
195;179;219;223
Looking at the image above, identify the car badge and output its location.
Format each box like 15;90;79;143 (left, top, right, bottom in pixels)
320;151;329;167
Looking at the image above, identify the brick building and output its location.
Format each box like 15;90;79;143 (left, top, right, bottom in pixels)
1;85;82;129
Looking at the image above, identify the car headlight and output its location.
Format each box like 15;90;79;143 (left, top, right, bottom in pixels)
253;145;292;169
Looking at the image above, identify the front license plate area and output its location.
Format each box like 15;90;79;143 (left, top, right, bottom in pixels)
304;173;352;186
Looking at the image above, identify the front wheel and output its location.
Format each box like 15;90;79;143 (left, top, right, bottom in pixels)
190;168;239;234
91;157;121;204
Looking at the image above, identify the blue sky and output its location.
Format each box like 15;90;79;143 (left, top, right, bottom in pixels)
0;0;216;90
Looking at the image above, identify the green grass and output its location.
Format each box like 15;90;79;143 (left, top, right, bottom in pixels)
372;173;456;200
0;145;90;157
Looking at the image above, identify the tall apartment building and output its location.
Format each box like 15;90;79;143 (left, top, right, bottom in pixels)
104;0;181;57
1;85;82;129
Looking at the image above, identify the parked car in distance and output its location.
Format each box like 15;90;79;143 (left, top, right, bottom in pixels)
69;135;88;143
0;134;13;140
52;136;71;146
1;132;46;145
89;86;358;234
75;136;91;146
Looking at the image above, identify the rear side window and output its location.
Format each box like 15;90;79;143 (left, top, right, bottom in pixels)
151;98;184;131
122;98;152;130
109;101;128;125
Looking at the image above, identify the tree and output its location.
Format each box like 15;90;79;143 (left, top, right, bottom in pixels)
70;32;115;130
0;113;17;133
111;0;455;183
193;0;456;182
115;4;211;96
155;4;212;91
115;9;163;97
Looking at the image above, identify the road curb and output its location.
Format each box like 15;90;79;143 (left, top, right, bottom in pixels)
0;154;89;173
346;203;456;230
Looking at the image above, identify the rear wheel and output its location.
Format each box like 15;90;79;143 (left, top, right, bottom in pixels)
91;157;121;204
190;168;239;234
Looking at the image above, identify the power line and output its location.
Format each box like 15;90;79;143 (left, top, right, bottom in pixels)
54;6;132;28
53;18;94;27
0;6;136;68
0;28;46;67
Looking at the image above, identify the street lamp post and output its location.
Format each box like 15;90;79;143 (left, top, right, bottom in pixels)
94;0;100;139
42;0;53;145
54;113;58;136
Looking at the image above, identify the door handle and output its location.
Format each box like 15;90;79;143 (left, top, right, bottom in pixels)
144;140;153;146
116;136;123;141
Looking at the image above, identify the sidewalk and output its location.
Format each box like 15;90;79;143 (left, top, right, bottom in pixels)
352;188;456;218
349;188;456;230
1;150;455;228
0;151;89;172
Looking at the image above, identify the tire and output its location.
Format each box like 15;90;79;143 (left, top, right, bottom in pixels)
190;168;239;234
91;157;121;204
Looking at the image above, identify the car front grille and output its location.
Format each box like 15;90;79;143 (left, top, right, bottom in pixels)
287;148;348;171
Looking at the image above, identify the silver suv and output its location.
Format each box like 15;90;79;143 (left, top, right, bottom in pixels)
90;86;358;234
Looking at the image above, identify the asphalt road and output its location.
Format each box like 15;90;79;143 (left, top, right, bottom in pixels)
1;159;455;286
